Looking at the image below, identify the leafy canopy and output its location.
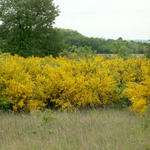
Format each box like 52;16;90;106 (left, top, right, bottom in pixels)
0;0;64;57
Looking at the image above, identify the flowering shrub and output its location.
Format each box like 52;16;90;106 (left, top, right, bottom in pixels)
0;53;150;113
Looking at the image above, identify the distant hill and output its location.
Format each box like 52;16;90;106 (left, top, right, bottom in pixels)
57;28;150;54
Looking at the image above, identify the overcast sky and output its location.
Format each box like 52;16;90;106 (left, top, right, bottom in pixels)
54;0;150;40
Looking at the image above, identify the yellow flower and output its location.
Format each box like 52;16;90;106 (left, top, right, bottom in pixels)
0;53;150;112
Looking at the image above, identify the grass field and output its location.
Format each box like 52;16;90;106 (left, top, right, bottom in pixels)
97;54;145;58
0;109;150;150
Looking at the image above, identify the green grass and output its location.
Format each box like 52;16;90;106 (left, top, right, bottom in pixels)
0;109;150;150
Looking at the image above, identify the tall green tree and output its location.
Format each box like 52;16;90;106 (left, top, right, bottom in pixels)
0;0;64;57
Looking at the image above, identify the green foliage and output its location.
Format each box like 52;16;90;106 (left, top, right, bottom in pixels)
0;95;12;111
110;40;133;59
0;83;12;111
145;44;150;58
74;46;96;58
59;46;96;58
33;109;54;126
0;0;65;57
59;29;149;55
59;46;75;58
109;84;131;109
109;97;130;110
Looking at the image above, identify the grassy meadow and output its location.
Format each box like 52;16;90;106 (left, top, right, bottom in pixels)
0;109;150;150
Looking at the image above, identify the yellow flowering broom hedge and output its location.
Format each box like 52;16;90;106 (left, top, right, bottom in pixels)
0;53;150;113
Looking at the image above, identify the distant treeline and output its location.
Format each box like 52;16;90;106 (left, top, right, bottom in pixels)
58;28;150;55
0;27;150;57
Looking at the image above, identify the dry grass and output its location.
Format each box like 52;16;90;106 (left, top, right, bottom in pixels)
97;54;145;58
0;109;150;150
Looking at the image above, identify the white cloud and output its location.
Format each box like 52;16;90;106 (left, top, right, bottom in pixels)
54;0;150;39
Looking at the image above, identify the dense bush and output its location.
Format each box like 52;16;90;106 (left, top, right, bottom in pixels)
0;53;150;113
59;46;96;58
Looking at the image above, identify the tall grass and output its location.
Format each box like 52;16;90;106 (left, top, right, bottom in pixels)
0;109;149;150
